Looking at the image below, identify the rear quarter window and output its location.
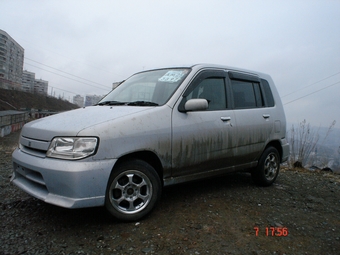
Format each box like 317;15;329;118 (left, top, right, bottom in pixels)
261;79;275;107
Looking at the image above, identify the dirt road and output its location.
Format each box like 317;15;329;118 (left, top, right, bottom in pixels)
1;131;339;254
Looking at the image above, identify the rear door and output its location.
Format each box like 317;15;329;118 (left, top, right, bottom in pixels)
171;70;236;177
228;72;274;165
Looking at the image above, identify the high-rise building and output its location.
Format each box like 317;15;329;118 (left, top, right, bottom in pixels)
85;95;103;106
21;70;35;93
112;81;121;90
34;79;48;95
21;70;48;95
0;29;24;90
73;94;84;107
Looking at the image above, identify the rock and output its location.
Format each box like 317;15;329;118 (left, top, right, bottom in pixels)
142;247;152;253
97;235;104;241
322;167;333;172
293;161;303;168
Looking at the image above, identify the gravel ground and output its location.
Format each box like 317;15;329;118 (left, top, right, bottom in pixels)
1;131;340;255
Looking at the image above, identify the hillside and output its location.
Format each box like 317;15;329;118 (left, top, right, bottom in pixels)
0;88;79;112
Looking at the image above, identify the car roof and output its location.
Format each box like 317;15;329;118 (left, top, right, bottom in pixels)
143;63;266;76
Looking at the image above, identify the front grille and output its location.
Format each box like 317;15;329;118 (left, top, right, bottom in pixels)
20;144;46;157
20;136;50;158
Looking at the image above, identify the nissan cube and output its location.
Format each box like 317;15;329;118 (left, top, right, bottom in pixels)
12;64;289;221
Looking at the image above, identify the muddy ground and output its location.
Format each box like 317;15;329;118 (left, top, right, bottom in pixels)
1;130;340;255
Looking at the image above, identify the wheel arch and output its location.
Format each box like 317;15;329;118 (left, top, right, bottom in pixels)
113;151;164;185
264;140;283;162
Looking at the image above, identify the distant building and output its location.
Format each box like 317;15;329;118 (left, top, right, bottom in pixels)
0;30;49;96
34;79;48;95
112;81;121;90
21;70;48;95
21;70;35;93
85;95;103;106
73;94;84;107
0;29;24;90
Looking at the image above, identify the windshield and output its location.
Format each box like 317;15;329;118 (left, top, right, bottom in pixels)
98;68;190;106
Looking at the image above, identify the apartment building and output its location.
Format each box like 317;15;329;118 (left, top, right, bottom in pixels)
85;95;102;106
21;70;35;93
73;94;84;107
34;78;48;95
0;29;24;90
21;70;48;95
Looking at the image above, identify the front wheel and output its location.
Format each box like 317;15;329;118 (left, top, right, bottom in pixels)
105;159;161;221
252;147;280;186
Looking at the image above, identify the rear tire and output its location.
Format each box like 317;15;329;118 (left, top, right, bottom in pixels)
252;147;280;186
105;159;161;221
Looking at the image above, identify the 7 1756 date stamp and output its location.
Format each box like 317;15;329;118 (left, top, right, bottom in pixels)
254;226;289;237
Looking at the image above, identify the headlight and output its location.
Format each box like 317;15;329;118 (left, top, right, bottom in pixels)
47;137;98;160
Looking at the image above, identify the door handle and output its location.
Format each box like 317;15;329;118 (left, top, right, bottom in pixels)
221;117;233;127
263;114;270;119
221;117;231;121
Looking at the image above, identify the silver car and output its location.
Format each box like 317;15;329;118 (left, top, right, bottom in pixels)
12;64;289;221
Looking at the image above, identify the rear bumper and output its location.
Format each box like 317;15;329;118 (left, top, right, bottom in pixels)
281;138;290;163
11;148;116;208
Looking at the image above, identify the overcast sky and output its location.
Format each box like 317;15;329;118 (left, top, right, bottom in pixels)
1;0;340;128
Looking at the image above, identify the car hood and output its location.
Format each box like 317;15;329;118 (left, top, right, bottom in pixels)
21;106;153;141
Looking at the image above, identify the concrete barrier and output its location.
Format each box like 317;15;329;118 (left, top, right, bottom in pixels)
0;122;25;137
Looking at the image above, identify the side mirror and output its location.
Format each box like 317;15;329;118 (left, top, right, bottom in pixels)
184;99;208;112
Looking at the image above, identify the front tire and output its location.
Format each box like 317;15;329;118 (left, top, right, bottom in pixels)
105;159;161;221
252;147;280;186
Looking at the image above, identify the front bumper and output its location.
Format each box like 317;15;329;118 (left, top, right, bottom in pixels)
11;148;117;208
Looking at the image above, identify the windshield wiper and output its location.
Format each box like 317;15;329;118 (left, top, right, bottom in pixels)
96;101;126;106
97;100;159;106
127;101;159;106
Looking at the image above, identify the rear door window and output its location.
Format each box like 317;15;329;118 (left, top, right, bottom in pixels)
231;80;264;109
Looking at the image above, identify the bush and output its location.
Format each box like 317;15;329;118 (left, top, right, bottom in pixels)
288;120;336;169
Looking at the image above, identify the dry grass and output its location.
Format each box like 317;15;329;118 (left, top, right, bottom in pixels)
0;88;78;111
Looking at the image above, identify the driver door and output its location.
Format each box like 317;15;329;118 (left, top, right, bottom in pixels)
171;70;236;177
